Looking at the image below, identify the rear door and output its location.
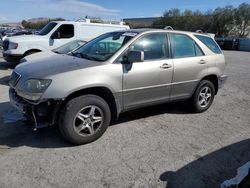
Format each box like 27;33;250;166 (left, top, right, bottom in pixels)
169;33;208;100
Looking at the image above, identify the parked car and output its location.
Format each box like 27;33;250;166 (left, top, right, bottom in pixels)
215;37;239;50
0;37;2;49
2;20;130;62
20;40;86;63
9;29;227;145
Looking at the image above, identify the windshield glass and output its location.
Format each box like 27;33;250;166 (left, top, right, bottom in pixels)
38;22;57;36
73;31;136;62
53;40;86;54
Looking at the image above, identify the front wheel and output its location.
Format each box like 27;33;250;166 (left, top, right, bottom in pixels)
59;95;111;145
191;80;215;113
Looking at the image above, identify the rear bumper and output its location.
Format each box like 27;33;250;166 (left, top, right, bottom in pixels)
218;75;227;89
3;52;22;62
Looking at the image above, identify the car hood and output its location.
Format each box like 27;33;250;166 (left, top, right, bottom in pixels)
21;51;53;62
7;35;44;42
15;53;103;79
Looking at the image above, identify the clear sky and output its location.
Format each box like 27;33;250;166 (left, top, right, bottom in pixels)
1;0;250;22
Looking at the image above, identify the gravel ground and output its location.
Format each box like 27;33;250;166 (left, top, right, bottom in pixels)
0;51;249;188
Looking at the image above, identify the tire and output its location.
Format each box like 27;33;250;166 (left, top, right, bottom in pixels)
191;80;215;113
59;95;111;145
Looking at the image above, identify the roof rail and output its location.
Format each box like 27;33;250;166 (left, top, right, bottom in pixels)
164;26;174;30
196;30;203;33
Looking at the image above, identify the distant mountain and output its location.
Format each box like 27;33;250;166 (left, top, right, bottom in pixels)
27;17;50;23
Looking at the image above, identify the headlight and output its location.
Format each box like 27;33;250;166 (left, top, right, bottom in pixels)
9;42;18;49
18;79;51;101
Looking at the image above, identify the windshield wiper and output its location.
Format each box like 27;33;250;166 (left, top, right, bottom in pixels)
72;52;102;61
53;50;61;54
70;52;82;58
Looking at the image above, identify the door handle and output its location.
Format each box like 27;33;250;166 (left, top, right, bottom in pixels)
199;60;206;64
160;63;172;69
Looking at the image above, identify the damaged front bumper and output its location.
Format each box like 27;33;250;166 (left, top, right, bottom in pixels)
9;88;62;130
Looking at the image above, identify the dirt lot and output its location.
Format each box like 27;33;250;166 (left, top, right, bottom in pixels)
0;51;249;188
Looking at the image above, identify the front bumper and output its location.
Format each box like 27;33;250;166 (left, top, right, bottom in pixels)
3;52;23;62
9;88;62;128
218;75;227;88
9;87;32;115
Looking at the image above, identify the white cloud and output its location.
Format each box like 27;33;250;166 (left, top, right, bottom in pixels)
15;0;120;17
48;0;120;16
21;0;120;16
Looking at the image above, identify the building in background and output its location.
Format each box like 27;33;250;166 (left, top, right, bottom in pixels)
123;17;161;28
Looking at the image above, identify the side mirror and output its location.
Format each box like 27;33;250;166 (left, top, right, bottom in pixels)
126;50;144;63
51;31;61;39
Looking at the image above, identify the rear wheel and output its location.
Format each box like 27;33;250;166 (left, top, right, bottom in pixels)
59;95;111;145
191;80;215;113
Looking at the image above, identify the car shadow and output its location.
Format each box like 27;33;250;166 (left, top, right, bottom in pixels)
113;101;192;125
0;60;17;70
0;100;191;149
159;139;250;188
0;75;10;86
0;102;71;148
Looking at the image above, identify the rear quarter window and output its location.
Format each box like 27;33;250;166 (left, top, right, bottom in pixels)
195;35;222;54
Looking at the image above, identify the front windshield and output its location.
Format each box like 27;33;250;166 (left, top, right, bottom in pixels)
38;22;57;36
53;40;86;54
73;31;136;62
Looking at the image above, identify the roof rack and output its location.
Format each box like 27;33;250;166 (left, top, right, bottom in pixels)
164;26;174;30
76;18;91;23
75;18;125;25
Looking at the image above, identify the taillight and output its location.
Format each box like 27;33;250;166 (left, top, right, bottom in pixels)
3;40;9;50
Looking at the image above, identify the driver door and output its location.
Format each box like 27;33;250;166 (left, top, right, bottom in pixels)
122;33;173;110
48;24;75;49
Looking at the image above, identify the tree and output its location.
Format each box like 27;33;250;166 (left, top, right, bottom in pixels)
152;9;213;32
211;6;235;37
164;8;181;17
151;3;250;37
235;3;250;37
21;20;28;28
21;18;65;29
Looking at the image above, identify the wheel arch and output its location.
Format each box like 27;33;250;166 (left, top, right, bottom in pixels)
23;49;42;57
201;74;219;95
59;87;119;122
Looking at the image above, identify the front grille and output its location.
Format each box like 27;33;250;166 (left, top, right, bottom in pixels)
2;40;9;51
9;71;21;87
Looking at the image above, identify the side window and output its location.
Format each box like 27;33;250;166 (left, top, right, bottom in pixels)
130;33;169;61
195;35;222;54
195;43;204;56
171;34;204;58
55;24;74;39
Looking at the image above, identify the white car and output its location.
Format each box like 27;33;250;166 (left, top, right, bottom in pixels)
2;20;129;62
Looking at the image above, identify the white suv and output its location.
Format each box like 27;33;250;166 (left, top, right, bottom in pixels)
2;20;129;62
